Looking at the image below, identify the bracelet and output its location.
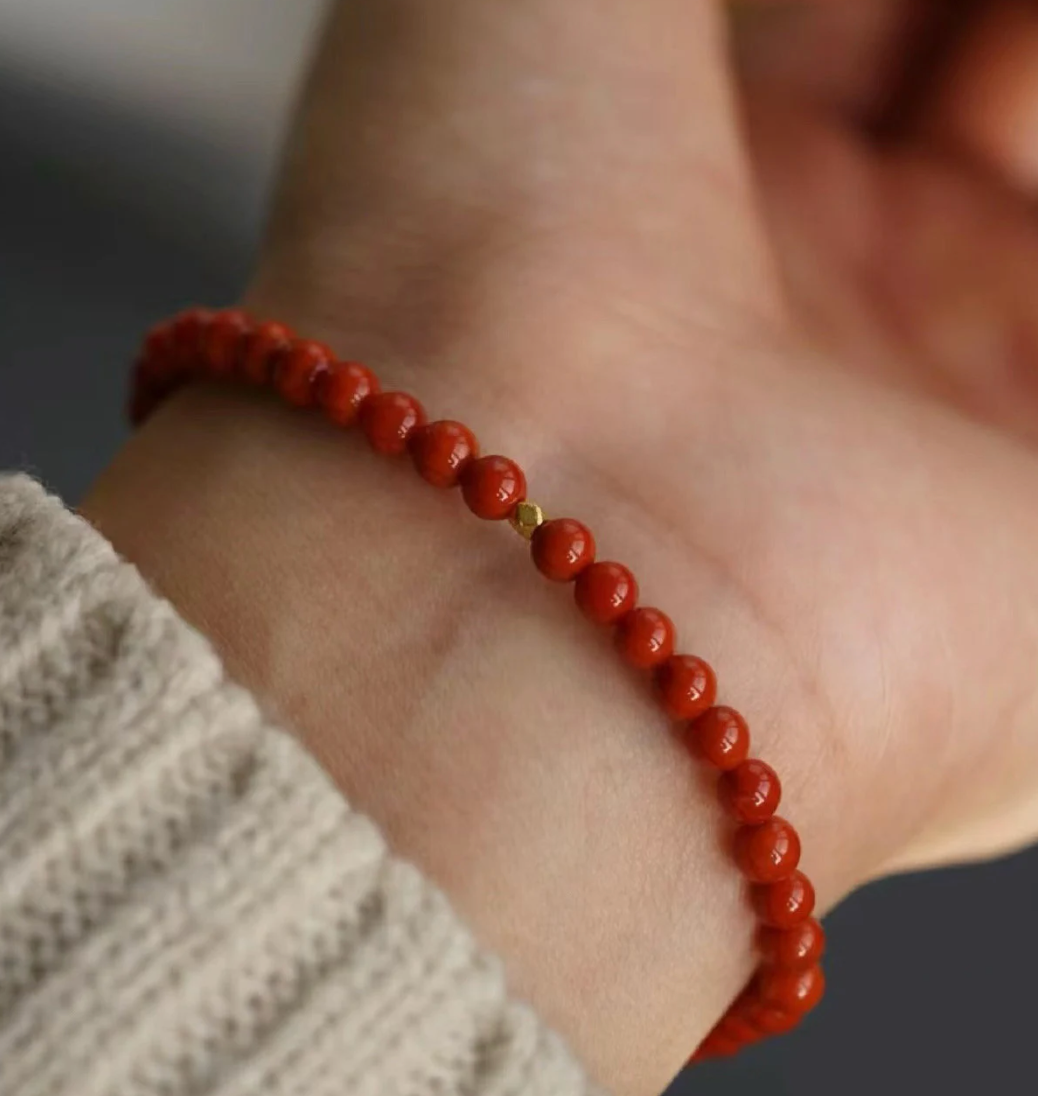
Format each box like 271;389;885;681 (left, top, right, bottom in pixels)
131;308;827;1065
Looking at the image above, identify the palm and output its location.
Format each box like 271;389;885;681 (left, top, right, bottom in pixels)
738;0;1038;444
727;3;1038;871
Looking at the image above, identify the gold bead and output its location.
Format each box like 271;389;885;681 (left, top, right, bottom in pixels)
509;500;546;540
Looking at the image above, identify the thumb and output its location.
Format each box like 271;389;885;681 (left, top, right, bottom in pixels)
922;0;1038;196
255;0;780;343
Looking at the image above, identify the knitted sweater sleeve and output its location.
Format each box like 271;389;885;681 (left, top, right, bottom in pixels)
0;475;600;1096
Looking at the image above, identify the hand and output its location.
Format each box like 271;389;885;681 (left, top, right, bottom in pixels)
735;0;1038;867
741;0;1038;448
82;3;1038;1093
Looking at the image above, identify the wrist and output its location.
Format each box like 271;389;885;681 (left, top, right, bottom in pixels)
83;376;861;1093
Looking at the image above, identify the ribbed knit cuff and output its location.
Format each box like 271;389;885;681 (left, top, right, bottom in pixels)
0;475;598;1096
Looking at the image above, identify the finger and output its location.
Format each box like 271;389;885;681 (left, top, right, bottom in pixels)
921;1;1038;195
732;0;936;118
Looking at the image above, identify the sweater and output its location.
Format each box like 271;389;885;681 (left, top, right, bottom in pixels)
0;475;598;1096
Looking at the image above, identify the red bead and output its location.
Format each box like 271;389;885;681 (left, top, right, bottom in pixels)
743;998;801;1035
240;320;294;385
718;759;781;823
758;963;825;1017
360;391;427;455
692;1031;742;1061
687;706;750;770
461;456;527;520
531;519;596;582
654;654;717;721
615;607;674;669
728;986;771;1032
715;1012;763;1046
574;562;638;625
734;817;801;884
758;918;826;970
752;870;816;929
315;361;380;426
203;309;253;376
274;339;333;408
170;308;213;373
409;420;479;488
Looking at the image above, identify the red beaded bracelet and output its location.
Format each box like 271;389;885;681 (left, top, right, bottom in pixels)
131;307;826;1064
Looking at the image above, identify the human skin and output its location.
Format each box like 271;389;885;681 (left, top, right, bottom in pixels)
82;2;1038;1093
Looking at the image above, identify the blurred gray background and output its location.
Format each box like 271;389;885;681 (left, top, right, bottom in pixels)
1;2;1035;1093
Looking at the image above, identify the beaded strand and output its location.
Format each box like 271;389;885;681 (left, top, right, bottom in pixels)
131;307;826;1064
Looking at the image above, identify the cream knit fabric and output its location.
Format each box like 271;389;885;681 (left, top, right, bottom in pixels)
0;475;599;1096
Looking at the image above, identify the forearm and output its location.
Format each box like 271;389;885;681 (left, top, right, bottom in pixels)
0;474;595;1096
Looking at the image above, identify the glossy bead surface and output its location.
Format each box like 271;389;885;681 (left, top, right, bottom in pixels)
574;561;638;624
409;420;479;488
734;817;802;883
752;870;816;929
240;320;294;385
718;759;782;823
531;519;596;581
315;360;380;426
204;309;252;376
758;918;826;970
171;308;213;372
742;997;801;1035
687;706;750;770
360;391;428;455
275;339;334;407
615;607;674;668
758;964;825;1016
461;455;527;520
729;985;777;1032
655;654;717;721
